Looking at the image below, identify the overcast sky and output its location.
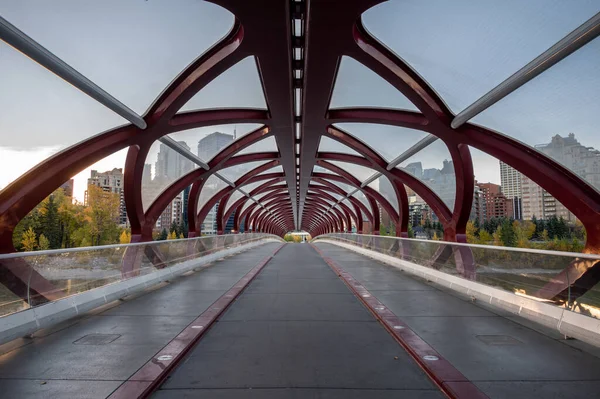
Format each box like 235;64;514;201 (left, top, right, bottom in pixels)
0;0;598;203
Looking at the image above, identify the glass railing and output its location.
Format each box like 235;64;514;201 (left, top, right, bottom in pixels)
314;233;600;319
0;233;280;318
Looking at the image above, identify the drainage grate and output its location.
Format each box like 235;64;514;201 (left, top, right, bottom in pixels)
74;334;121;345
476;335;522;346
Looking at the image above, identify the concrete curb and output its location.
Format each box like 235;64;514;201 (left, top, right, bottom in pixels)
0;239;279;346
317;239;600;348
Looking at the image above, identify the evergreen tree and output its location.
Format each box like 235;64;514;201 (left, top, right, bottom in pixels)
407;224;414;238
531;215;539;238
170;221;179;236
21;227;37;252
38;234;50;250
41;195;62;249
158;228;168;241
499;218;516;247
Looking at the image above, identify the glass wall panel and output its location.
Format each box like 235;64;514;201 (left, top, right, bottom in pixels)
181;57;267;112
168;124;264;163
362;0;599;113
398;139;456;210
13;149;130;251
1;1;234;114
333;123;429;163
472;38;600;195
330;56;418;111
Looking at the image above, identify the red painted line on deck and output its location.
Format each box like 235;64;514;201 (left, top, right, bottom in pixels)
108;243;286;399
310;243;488;399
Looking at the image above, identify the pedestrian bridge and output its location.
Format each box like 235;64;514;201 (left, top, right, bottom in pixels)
1;1;600;398
1;235;600;399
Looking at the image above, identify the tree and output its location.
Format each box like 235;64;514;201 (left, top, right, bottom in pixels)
466;221;478;244
158;228;168;241
39;194;62;249
407;224;414;238
21;227;37;252
167;231;177;240
432;231;440;241
170;221;179;236
479;229;492;243
499;218;516;247
179;233;185;239
119;230;131;244
84;185;121;246
492;226;503;246
38;234;50;250
541;229;549;241
514;220;535;248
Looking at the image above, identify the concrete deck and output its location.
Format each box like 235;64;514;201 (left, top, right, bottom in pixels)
1;242;600;398
0;242;282;399
314;242;600;399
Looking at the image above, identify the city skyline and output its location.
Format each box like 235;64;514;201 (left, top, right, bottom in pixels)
1;2;598;217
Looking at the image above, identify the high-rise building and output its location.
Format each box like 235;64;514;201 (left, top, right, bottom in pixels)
155;141;194;181
470;182;484;223
499;161;522;219
522;175;574;221
142;163;152;183
479;182;513;220
86;168;128;226
197;132;234;161
521;133;599;222
404;162;423;179
197;133;235;233
60;179;74;197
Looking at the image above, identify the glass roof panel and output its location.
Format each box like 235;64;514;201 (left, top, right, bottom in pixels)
241;198;256;215
224;190;246;212
181;57;267;112
167;124;263;163
470;147;501;186
472;38;600;193
325;191;346;202
351;190;372;217
308;192;336;206
398;139;456;210
333;123;429;163
197;174;228;214
257;165;284;176
369;175;399;213
325;178;356;196
0;44;127;193
330;56;418;111
362;1;599;113
0;1;234;114
236;136;279;156
239;181;264;195
318;136;362;156
219;161;270;183
141;140;199;211
326;161;377;183
313;165;339;175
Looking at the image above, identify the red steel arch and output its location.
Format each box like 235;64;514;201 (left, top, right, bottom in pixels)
0;0;598;302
